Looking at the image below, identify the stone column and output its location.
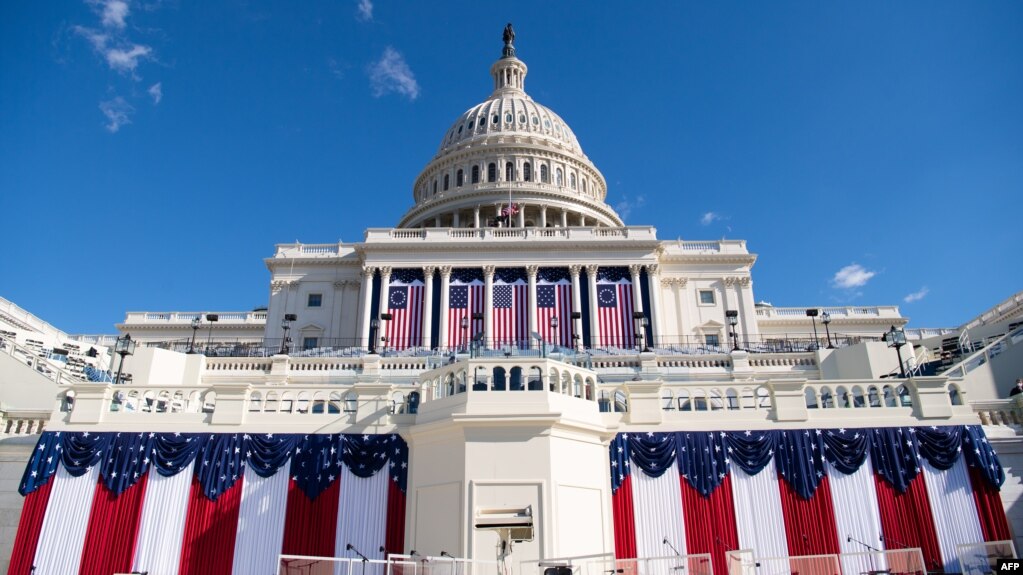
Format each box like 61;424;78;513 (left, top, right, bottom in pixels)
629;264;646;348
332;280;348;340
422;266;435;349
570;265;583;350
561;209;569;228
483;265;495;346
438;266;452;349
453;211;460;228
580;215;587;226
526;265;539;338
540;206;548;228
586;264;600;346
518;204;526;228
473;207;481;228
646;264;662;346
377;267;392;348
358;266;376;347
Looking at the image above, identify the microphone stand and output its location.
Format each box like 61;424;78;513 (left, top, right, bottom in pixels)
663;537;685;571
347;543;369;575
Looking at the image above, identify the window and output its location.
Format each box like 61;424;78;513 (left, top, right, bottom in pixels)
532;116;539;125
540;165;549;183
443;174;449;191
519;114;526;123
472;165;480;184
303;337;318;350
505;113;512;123
468;120;474;129
307;293;322;307
523;162;532;182
698;290;715;305
487;163;496;182
492;114;499;124
570;173;576;189
432;180;437;195
582;179;587;193
456;169;464;187
457;125;463;134
555;168;563;186
705;334;720;347
505;162;514;182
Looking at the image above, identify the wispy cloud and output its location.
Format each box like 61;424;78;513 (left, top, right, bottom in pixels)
99;96;134;132
614;194;646;221
368;47;419;100
356;0;373;21
148;82;162;104
96;0;129;29
832;264;876;289
904;287;929;303
700;211;722;226
105;43;151;73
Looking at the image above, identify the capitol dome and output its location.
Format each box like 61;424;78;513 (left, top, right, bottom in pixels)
397;27;622;229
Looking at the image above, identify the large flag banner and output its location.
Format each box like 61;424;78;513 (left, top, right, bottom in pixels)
448;268;484;349
12;432;409;575
386;269;425;350
536;267;573;347
493;268;529;348
596;267;635;348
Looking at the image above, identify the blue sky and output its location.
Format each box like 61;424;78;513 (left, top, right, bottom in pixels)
2;1;1021;334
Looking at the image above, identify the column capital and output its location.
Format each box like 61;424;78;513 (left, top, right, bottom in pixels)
378;266;393;277
271;280;293;295
361;266;377;279
585;264;600;276
423;266;436;280
629;264;644;277
483;265;496;278
569;264;582;279
739;276;751;287
439;265;453;279
333;280;350;289
723;276;737;287
526;265;539;279
645;263;660;276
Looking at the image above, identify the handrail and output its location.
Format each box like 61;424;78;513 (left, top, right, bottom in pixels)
945;324;1023;379
0;335;84;385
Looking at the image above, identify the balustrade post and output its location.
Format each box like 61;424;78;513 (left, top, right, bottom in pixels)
906;376;955;419
209;384;252;426
767;379;809;422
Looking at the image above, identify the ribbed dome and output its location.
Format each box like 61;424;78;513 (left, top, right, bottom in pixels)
437;96;583;156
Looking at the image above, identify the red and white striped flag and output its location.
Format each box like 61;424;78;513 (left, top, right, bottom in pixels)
386;269;425;350
596;267;634;348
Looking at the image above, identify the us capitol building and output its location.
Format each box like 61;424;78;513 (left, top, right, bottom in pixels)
3;26;1023;575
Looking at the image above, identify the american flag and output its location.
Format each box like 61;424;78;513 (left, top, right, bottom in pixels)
448;268;484;349
597;267;634;348
386;269;425;350
493;268;528;348
536;267;573;347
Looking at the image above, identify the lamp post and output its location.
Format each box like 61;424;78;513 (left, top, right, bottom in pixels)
460;316;469;353
571;311;582;351
204;313;219;355
805;309;820;350
632;311;649;352
114;333;136;385
550;316;559;349
725;310;740;351
280;313;296;355
822;311;835;349
370;318;379;354
884;325;908;378
379;313;393;356
187;316;201;354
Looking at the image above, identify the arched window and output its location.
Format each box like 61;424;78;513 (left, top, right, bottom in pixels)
540;164;549;183
472;165;480;184
456;169;464;187
487;163;496;182
570;173;576;189
443;174;449;191
556;168;563;186
582;179;587;194
505;162;514;182
432;180;437;195
523;162;532;182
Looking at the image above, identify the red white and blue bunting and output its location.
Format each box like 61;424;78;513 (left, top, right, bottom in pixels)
11;431;409;575
610;425;1009;574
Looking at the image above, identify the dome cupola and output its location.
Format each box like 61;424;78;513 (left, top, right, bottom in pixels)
397;25;622;230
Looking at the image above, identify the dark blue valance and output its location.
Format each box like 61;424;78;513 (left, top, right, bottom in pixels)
20;431;410;501
610;425;1003;499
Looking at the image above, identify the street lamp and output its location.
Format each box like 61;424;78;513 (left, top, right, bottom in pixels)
725;310;740;351
821;311;835;349
370;318;379;354
114;333;136;385
379;313;393;355
280;313;297;354
204;313;219;356
632;311;649;353
187;316;201;354
550;316;560;349
883;325;908;378
460;316;469;353
805;309;820;350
